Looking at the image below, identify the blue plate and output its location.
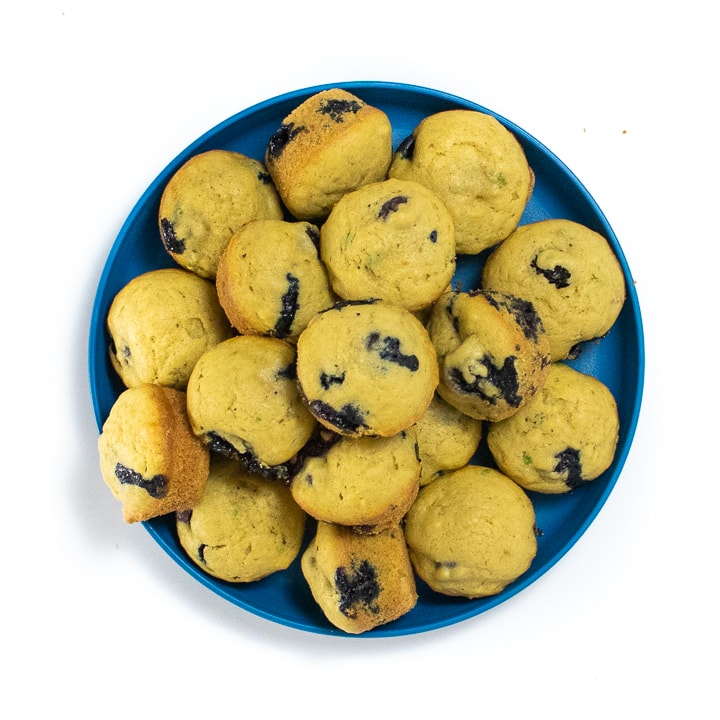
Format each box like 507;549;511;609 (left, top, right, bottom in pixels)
88;81;644;637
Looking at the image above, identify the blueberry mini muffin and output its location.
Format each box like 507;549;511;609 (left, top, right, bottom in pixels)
216;219;335;341
290;427;420;531
426;289;551;422
301;521;418;634
482;219;626;360
186;335;316;479
264;88;393;220
413;394;483;486
388;109;532;255
98;384;209;523
296;299;439;437
106;268;234;390
158;149;284;279
320;178;456;312
176;457;306;582
487;362;620;494
404;465;537;598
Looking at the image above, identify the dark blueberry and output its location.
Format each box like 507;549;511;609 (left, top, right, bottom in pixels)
176;509;193;524
257;171;272;185
267;123;305;160
277;359;297;380
531;256;571;289
366;333;419;371
114;463;168;499
304;473;313;486
534;525;545;537
396;134;416;160
205;432;241;458
448;354;521;407
434;560;458;569
377;195;408;220
273;273;300;339
504;296;545;342
428;229;438;243
478;288;499;307
554;447;584;488
318;98;362;123
309;400;368;434
334;559;381;617
197;544;208;564
472;291;544;342
301;429;341;458
285;428;341;481
320;371;345;390
204;432;289;481
159;218;185;254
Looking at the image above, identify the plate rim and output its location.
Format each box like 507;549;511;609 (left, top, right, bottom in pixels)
88;80;645;637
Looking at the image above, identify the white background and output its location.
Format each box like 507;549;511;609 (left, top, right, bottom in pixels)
3;1;717;717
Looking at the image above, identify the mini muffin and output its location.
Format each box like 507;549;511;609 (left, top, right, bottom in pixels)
301;521;418;634
176;457;306;582
106;268;233;390
290;427;420;531
296;299;439;437
388;109;532;254
158;149;283;278
216;218;335;341
186;335;316;478
404;465;537;598
98;384;209;523
413;394;483;486
487;362;620;494
264;88;393;220
426;289;551;422
320;178;456;312
482;219;626;360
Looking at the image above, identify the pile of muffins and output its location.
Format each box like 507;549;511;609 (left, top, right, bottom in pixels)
97;88;626;634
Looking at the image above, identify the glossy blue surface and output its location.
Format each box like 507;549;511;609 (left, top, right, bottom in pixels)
88;81;644;637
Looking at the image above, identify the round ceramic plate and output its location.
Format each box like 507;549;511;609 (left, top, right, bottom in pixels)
89;81;644;637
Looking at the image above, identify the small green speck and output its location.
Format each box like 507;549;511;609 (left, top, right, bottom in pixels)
523;453;533;465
